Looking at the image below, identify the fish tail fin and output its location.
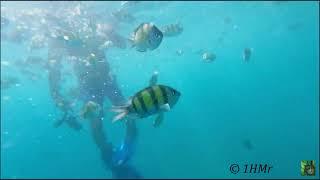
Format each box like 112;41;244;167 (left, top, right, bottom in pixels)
111;105;129;123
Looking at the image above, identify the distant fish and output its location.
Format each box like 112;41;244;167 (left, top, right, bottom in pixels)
162;23;183;37
243;48;253;62
202;52;216;63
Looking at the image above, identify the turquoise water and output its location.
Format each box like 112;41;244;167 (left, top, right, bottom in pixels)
1;1;319;179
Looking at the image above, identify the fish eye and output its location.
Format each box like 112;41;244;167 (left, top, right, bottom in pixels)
154;32;160;39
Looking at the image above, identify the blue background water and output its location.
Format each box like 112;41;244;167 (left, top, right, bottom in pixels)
1;1;319;179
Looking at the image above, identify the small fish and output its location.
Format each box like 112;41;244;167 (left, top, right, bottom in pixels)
202;52;216;62
111;73;181;128
243;48;253;62
129;22;163;52
162;23;183;37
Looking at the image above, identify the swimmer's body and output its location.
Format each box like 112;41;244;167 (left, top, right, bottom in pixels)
47;32;142;178
43;6;142;178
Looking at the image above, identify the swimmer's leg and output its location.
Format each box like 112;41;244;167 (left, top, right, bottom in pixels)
105;75;142;178
82;95;114;168
111;164;144;179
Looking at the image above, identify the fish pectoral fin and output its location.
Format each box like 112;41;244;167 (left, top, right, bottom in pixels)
149;71;159;86
133;23;145;34
112;111;127;123
160;103;171;112
111;105;129;123
153;112;164;128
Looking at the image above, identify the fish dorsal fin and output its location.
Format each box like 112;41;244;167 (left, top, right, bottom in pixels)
160;103;170;112
133;23;146;34
153;112;164;128
149;71;159;86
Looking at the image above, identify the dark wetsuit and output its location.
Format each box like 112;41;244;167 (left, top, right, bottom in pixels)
47;35;142;179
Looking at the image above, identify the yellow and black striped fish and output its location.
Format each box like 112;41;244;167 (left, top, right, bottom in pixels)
111;84;181;127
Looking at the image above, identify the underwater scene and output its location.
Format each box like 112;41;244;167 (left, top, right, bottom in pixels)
1;1;319;179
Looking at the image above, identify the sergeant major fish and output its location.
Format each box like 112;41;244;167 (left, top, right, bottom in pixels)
111;72;181;127
161;23;183;37
243;47;253;62
129;22;163;52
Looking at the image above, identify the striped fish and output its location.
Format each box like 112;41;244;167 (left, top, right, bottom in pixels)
129;23;163;52
162;23;183;37
111;84;181;127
